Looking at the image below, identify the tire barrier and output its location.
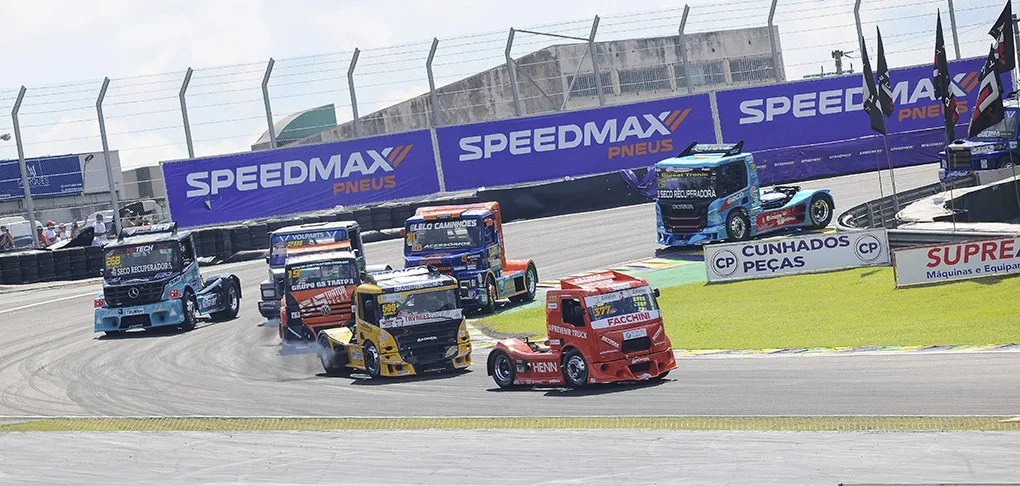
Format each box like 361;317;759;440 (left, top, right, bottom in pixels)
0;253;20;285
69;247;88;281
21;252;40;284
37;250;56;282
53;249;71;281
86;246;104;278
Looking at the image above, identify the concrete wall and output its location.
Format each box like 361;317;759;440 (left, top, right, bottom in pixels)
300;26;785;145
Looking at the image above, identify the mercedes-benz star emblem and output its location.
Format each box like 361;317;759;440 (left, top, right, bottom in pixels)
127;287;140;299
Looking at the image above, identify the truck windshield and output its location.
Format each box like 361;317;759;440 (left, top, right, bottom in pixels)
105;241;180;280
270;229;348;267
286;260;359;292
657;168;718;199
583;286;660;327
378;288;462;328
404;219;482;253
973;112;1018;140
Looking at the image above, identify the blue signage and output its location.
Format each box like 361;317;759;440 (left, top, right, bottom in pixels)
0;154;84;201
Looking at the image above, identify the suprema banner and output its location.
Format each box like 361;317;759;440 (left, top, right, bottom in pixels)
892;236;1020;288
705;230;890;283
161;130;440;227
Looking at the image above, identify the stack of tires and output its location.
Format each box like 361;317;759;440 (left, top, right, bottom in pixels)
248;222;269;250
228;225;251;252
370;205;393;230
53;248;72;281
0;253;21;285
86;246;104;277
194;229;217;258
333;209;354;223
391;204;416;228
212;227;232;259
68;247;89;280
37;251;56;282
19;252;40;284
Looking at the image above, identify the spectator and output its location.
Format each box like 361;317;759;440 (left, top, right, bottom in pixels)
57;223;70;241
37;225;48;247
0;226;14;251
91;214;107;247
42;220;57;244
70;221;80;239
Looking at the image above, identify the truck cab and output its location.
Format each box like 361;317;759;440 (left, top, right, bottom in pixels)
402;202;537;313
279;244;362;343
939;101;1020;181
94;222;242;335
655;141;834;246
259;221;374;319
487;271;675;388
316;266;472;378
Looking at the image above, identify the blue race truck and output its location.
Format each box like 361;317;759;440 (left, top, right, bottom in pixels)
655;142;835;246
939;101;1019;181
402;202;538;314
94;223;242;335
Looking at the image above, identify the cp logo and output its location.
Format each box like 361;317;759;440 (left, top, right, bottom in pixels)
711;249;739;277
854;233;884;262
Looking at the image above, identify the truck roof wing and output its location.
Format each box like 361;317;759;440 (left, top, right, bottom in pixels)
362;265;456;291
560;271;648;291
118;222;178;241
285;240;352;256
677;141;744;158
285;249;358;266
414;202;499;220
272;220;359;237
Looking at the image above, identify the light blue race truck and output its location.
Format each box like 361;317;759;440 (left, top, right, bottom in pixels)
94;222;242;336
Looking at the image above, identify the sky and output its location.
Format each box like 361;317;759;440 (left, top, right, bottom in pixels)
0;0;1008;172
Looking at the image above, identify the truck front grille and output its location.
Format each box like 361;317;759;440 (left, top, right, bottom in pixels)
390;320;461;365
621;336;652;354
119;314;152;329
947;150;972;169
659;201;709;233
104;282;165;307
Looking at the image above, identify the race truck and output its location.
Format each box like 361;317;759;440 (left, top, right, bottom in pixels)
655;141;835;246
279;243;362;343
487;271;675;389
316;266;472;378
402;202;537;314
258;221;389;319
939;100;1019;181
94;222;242;336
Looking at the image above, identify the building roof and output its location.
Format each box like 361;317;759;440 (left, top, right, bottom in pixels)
252;104;337;150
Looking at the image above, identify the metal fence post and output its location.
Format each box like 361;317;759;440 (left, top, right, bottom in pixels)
348;48;361;138
678;5;693;94
261;58;277;149
426;38;442;127
97;77;120;238
11;86;39;248
946;0;962;61
180;67;195;159
589;15;605;106
768;0;782;82
853;0;864;55
505;28;522;117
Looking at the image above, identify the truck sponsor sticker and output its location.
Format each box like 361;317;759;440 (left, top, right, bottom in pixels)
548;324;587;339
590;310;661;330
623;328;648;340
379;309;463;329
531;361;559;374
893;236;1020;287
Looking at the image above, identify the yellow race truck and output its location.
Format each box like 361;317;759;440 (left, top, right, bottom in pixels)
316;266;472;378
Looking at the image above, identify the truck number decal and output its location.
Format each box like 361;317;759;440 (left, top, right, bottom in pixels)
106;255;121;267
591;305;612;318
287;268;301;279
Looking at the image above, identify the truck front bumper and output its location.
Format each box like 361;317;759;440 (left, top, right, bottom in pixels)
589;348;676;383
259;299;280;319
94;300;185;333
657;226;723;247
939;168;973;181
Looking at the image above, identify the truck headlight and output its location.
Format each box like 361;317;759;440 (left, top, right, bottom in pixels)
261;288;275;299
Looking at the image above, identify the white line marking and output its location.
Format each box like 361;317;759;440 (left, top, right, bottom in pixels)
0;291;97;315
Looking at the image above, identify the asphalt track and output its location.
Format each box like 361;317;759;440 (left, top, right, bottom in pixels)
4;163;1018;418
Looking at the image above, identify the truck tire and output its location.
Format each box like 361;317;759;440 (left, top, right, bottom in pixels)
317;333;348;376
562;348;589;389
363;341;381;378
490;350;516;389
180;292;198;331
210;280;240;321
479;274;498;314
509;264;537;303
726;210;751;242
808;194;834;229
997;154;1018;169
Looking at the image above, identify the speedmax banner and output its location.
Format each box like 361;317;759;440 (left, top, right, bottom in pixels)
161;130;440;227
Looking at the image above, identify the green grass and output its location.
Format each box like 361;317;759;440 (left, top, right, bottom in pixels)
477;267;1020;350
3;416;1019;432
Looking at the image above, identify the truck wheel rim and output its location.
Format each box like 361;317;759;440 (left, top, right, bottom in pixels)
730;217;746;239
367;345;379;374
186;298;195;323
494;355;512;384
566;355;586;383
527;269;536;294
229;287;238;312
811;200;830;224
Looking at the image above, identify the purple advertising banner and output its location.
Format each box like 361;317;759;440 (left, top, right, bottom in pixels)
162;130;440;227
716;57;1001;151
435;94;716;191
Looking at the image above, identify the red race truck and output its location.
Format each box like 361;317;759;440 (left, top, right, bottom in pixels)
487;271;676;388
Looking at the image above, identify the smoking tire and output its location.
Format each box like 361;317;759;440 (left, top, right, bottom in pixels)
563;348;589;389
317;334;347;376
363;341;381;378
490;350;516;389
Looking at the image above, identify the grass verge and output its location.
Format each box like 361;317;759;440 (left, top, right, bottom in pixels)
476;267;1020;350
2;416;1018;432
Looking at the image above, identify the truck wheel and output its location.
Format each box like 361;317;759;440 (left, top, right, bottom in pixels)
479;274;498;314
210;280;240;321
180;292;198;332
363;341;381;378
726;210;751;242
808;194;834;229
317;334;345;376
998;155;1018;169
490;350;516;389
509;264;537;303
562;348;589;389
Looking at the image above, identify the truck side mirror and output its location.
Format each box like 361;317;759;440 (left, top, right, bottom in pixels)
399;228;406;237
653;288;660;298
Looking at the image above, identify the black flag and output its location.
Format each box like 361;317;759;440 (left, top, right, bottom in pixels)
860;36;887;135
934;11;959;143
876;26;894;117
990;0;1016;74
968;46;1006;138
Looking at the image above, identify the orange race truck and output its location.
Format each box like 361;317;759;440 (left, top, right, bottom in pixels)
278;242;363;343
402;201;537;314
487;271;676;388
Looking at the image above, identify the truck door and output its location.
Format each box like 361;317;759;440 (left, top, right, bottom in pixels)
483;218;502;272
559;298;589;347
